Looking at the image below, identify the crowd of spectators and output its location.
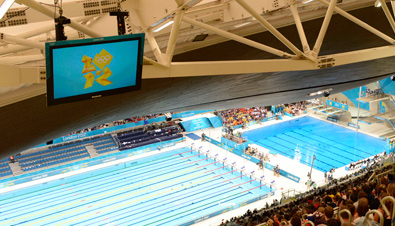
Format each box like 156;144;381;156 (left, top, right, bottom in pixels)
219;107;270;127
223;132;246;144
67;113;166;135
283;102;307;117
364;88;384;98
220;155;395;226
243;146;270;163
349;154;383;171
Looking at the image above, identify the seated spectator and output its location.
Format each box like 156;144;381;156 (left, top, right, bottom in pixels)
314;206;326;225
353;198;377;226
338;205;352;224
373;192;392;226
321;206;341;226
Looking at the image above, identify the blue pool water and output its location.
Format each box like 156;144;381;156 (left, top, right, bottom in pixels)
0;147;270;226
242;116;387;172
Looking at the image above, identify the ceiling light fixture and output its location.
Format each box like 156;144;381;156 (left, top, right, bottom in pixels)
308;88;333;97
234;22;251;28
0;0;14;20
375;0;382;7
153;21;173;32
303;0;314;4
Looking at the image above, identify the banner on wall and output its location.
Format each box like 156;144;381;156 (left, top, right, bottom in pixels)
327;99;349;111
326;116;338;123
207;116;223;128
180;117;213;132
348;122;360;129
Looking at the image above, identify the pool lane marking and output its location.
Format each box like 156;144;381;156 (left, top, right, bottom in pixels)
242;185;266;193
222;175;245;183
1;161;200;226
280;133;349;164
188;157;209;164
213;170;236;178
196;161;219;169
1;158;188;213
143;190;250;226
231;180;255;188
0;153;177;205
21;160;227;226
52;166;239;226
180;153;202;160
204;166;226;173
173;149;194;156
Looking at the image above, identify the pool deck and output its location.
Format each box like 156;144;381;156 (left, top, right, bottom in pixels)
192;110;389;226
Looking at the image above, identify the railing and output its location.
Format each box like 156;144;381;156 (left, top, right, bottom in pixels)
368;156;395;182
192;144;269;188
221;162;395;226
281;188;296;202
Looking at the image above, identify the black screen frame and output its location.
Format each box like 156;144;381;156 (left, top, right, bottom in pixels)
46;33;145;106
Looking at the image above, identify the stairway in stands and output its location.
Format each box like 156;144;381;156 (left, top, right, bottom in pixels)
9;162;23;176
85;145;99;158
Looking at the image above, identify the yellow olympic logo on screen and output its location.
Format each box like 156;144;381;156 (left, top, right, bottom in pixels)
95;55;112;64
81;49;114;89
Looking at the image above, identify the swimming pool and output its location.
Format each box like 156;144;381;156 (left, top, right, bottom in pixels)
242;116;386;172
0;147;271;226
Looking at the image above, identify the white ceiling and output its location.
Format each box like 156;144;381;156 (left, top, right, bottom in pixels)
0;0;392;107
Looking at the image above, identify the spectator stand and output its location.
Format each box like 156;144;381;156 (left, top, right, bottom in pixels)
116;125;183;151
0;136;186;190
9;120;184;176
16;139;93;173
0;161;12;178
218;107;272;129
219;156;393;226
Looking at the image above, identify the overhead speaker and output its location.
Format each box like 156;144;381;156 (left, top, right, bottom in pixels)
165;112;172;121
323;91;330;97
192;34;208;42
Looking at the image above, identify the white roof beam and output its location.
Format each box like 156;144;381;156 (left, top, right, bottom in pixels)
16;0;103;38
165;9;185;65
182;16;296;59
0;33;44;50
0;55;44;65
311;0;337;59
317;0;395;44
392;0;395;19
142;45;395;78
234;0;304;58
290;3;311;56
378;0;395;34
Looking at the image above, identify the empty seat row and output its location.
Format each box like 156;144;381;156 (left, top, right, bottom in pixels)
22;153;90;172
97;147;118;154
0;167;11;173
20;150;88;167
96;144;117;150
0;171;12;177
19;148;86;163
119;133;182;151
